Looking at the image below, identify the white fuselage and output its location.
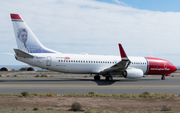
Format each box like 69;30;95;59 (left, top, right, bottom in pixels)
11;13;177;80
17;53;148;75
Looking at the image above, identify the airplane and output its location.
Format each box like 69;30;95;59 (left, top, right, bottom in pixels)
10;13;177;81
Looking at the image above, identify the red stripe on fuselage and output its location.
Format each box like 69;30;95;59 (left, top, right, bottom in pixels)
146;57;177;75
10;14;22;20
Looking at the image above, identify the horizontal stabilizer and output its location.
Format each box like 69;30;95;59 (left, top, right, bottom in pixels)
14;49;34;58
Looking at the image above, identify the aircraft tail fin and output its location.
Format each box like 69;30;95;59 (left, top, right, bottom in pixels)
10;13;56;53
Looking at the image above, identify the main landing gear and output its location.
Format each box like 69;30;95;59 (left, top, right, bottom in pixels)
105;76;113;81
94;74;113;81
94;74;100;81
161;75;165;80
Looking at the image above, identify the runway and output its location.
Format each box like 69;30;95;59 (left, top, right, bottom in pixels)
0;76;180;94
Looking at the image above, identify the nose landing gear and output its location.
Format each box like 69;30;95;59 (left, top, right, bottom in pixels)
161;75;165;80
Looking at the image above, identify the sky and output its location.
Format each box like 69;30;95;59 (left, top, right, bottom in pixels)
97;0;180;12
0;0;180;67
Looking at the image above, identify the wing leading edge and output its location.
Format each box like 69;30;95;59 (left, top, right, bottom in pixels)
100;44;131;74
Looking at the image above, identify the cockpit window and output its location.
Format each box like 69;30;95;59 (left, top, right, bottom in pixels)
169;63;173;65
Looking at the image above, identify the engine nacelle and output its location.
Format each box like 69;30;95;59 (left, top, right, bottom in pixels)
123;68;144;79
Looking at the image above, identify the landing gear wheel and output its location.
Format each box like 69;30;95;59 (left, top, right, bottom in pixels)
161;75;165;80
94;75;100;81
122;71;127;78
106;76;113;81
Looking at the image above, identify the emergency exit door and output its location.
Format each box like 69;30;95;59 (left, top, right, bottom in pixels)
46;56;52;66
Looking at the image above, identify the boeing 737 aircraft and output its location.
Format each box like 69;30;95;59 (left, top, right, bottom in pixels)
10;13;177;81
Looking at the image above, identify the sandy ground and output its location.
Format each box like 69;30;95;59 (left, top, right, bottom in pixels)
0;71;180;112
0;96;180;112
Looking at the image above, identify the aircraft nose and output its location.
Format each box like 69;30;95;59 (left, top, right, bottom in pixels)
171;65;178;72
174;66;178;72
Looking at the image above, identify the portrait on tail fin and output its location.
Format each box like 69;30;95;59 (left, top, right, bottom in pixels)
17;28;29;53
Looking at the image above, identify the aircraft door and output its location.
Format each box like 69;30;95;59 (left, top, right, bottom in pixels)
164;63;167;69
46;56;52;66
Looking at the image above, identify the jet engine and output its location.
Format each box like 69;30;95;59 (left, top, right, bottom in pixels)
122;68;144;78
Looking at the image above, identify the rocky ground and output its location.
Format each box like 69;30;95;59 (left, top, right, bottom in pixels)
0;96;180;113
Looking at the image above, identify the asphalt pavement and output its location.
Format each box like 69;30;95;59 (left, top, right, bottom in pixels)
0;76;180;94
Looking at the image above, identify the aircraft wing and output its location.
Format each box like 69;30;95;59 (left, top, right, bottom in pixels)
100;44;131;74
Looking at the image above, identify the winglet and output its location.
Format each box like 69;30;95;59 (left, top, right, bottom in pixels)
118;43;128;59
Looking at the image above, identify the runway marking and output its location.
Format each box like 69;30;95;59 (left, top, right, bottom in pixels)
1;85;180;88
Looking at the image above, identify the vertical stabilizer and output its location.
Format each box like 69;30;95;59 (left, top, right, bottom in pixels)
10;13;56;53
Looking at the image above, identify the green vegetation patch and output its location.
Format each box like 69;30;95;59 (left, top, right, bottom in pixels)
0;91;177;99
21;91;30;97
71;102;82;111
